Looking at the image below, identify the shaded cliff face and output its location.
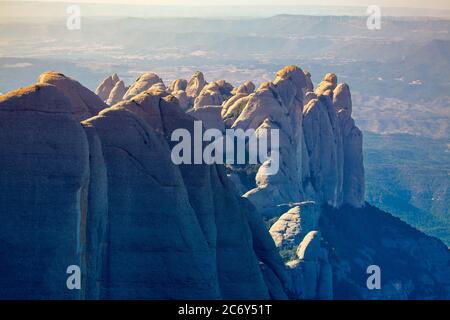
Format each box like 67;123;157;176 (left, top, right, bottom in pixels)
0;72;287;299
83;101;223;299
0;66;448;300
268;201;450;300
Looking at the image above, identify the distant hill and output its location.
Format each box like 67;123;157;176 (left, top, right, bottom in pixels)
364;132;450;246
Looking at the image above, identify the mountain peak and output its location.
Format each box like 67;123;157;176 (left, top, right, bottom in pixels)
38;71;107;120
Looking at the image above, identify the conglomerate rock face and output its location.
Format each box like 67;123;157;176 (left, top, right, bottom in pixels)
95;73;119;101
221;67;364;215
0;83;93;299
0;71;287;299
186;71;207;99
40;71;108;121
320;204;450;300
193;80;234;110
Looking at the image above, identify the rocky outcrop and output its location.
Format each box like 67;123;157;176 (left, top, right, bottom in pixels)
106;80;128;106
269;202;331;299
287;231;333;300
334;84;365;208
186;71;206;99
303;70;314;93
92;87;287;299
2;67;448;301
39;71;108;121
315;72;337;96
303;95;344;207
187;105;225;131
0;75;288;299
171;89;190;110
168;79;188;92
333;83;352;115
320;204;450;299
229;68;364;212
221;82;254;127
0;84;96;299
95;74;129;106
93;67;364;212
95;73;119;101
270;206;302;248
229;66;311;216
87;66;366;300
232;81;255;95
166;73;211;110
168;79;190;110
122;72;165;100
83;97;222;299
269;202;318;248
193;80;233;109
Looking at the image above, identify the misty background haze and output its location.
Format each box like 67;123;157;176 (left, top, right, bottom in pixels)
1;0;450;19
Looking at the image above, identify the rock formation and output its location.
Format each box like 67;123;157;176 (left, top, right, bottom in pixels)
224;69;365;214
320;204;450;299
39;71;108;121
303;70;314;93
168;78;188;92
186;106;225;131
186;71;206;99
270;206;303;248
193;80;234;110
232;81;255;95
95;73;129;106
269;202;318;249
171;89;190;110
221;81;255;126
228;66;312;216
1;66;448;300
287;231;333;300
303;95;344;207
122;72;165;100
269;203;331;300
95;73;119;101
84;95;222;299
334;84;365;208
89;86;289;299
315;72;337;96
0;72;288;299
0;83;100;299
106;80;128;106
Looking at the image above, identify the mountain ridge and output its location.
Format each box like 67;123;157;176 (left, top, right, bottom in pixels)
0;67;448;299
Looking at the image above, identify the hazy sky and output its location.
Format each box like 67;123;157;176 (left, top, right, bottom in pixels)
3;0;450;10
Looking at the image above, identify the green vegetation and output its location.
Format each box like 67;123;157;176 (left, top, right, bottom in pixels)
363;132;450;246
